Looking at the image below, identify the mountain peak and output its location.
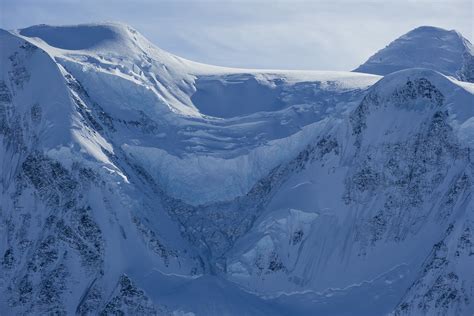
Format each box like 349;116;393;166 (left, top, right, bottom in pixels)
18;22;138;51
354;26;473;82
399;25;466;44
407;25;457;33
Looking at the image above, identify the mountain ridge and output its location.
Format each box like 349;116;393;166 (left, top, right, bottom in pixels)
0;22;473;315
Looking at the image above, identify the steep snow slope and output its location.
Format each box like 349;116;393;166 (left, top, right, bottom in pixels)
1;22;473;315
0;27;204;315
226;69;474;315
354;26;474;82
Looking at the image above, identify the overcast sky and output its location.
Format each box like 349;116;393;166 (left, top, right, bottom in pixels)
1;0;472;70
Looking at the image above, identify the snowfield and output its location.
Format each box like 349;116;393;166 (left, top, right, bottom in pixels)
0;22;473;315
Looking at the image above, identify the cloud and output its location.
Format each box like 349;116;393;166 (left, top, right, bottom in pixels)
1;0;472;70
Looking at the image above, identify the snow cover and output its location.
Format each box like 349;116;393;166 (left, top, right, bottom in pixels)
1;22;473;315
354;26;474;82
13;22;379;205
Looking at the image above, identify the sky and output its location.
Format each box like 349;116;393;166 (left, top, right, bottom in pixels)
1;0;472;71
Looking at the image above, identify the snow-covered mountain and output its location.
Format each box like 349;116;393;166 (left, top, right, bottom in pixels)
0;22;473;315
354;26;474;83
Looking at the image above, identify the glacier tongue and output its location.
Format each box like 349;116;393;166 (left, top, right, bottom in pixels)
1;22;474;315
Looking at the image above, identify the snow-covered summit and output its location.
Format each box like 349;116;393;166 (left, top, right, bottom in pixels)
19;22;131;51
354;26;474;82
16;22;202;70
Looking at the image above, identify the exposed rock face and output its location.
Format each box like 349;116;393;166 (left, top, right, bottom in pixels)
100;275;164;316
393;220;474;316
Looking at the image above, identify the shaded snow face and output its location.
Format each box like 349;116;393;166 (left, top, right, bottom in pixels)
354;26;474;82
191;75;286;118
19;24;120;50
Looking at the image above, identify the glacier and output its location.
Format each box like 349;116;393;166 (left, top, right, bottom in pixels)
0;22;473;315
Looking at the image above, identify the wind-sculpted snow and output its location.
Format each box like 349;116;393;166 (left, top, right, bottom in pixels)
19;24;121;51
1;23;474;315
191;75;286;118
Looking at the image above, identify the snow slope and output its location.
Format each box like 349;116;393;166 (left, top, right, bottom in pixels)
1;22;473;315
15;22;380;205
354;26;474;82
226;70;474;315
0;26;204;315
